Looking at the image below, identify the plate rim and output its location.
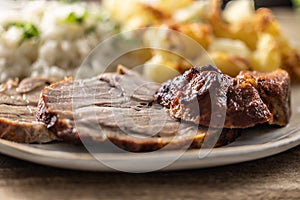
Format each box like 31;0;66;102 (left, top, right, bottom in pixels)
0;125;299;171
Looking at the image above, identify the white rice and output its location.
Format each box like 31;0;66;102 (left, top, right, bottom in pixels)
0;0;117;82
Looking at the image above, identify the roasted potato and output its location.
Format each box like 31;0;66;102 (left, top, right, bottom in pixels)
105;0;300;82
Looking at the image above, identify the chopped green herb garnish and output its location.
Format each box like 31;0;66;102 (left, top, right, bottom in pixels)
62;11;88;24
5;22;40;44
22;23;39;40
59;0;77;3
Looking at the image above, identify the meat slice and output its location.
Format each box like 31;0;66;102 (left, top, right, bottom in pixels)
0;78;58;143
155;65;291;128
37;66;240;152
237;70;291;126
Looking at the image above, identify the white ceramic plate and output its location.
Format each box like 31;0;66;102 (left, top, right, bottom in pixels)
0;85;299;172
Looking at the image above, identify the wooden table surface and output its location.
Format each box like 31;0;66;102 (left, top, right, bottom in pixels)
0;8;300;200
0;146;299;200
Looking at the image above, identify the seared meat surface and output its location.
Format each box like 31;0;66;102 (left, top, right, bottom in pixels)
237;70;291;126
0;78;58;143
155;65;291;128
37;66;240;152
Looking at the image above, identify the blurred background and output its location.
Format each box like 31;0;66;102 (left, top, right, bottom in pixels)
222;0;294;8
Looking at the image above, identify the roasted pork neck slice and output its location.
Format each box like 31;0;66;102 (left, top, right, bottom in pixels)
155;65;291;129
237;70;291;126
0;77;58;143
36;66;240;152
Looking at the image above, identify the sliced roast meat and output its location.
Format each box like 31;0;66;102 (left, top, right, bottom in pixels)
37;66;240;152
155;65;291;128
237;70;291;126
0;77;58;143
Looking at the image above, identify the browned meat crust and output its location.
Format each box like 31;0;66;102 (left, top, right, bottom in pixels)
237;70;291;126
37;66;240;152
155;65;291;128
0;78;58;143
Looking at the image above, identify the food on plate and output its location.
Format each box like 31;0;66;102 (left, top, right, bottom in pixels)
36;66;240;152
103;0;300;82
237;70;291;126
0;0;295;152
0;65;291;151
0;0;299;83
155;65;291;128
0;0;118;82
0;77;58;143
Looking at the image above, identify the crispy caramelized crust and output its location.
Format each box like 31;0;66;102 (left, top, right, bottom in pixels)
156;65;291;128
237;69;291;126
